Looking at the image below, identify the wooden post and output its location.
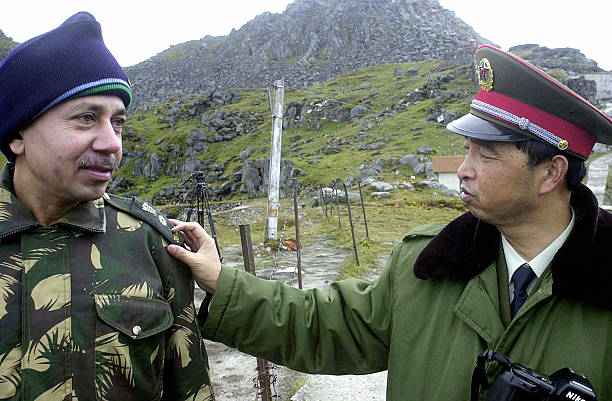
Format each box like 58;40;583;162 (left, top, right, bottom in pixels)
343;183;359;266
239;225;273;401
357;180;370;242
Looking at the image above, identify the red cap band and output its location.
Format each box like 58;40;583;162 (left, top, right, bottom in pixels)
475;90;597;158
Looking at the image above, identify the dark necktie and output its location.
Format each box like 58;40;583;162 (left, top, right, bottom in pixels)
510;263;536;318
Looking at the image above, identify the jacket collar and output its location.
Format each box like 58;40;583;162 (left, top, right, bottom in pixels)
0;164;106;238
414;184;612;312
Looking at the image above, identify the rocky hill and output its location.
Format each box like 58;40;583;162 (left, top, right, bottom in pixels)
125;0;491;108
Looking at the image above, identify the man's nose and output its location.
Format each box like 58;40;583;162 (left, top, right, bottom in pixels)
456;156;473;181
92;120;122;154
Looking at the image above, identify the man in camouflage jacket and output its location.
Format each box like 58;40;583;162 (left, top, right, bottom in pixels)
0;12;213;400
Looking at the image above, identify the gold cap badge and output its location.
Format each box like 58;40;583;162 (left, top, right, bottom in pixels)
478;58;494;92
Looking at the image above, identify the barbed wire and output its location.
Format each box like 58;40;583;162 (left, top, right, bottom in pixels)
268;185;302;282
251;363;279;400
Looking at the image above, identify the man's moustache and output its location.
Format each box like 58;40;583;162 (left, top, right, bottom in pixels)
78;156;118;170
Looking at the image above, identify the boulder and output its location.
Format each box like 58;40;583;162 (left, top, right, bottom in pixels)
360;119;374;131
216;182;234;196
405;68;419;76
143;153;165;180
239;146;256;160
417;144;435;155
241;167;262;196
322;145;341;155
367;181;393;192
357;163;383;181
350;105;368;119
316;187;360;206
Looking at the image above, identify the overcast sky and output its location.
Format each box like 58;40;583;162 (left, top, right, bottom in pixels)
1;0;611;71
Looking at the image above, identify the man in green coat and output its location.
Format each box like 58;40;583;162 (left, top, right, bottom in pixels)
170;46;612;399
0;12;213;400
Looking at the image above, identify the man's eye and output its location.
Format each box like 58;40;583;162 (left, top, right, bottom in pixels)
111;118;125;134
76;114;96;124
112;118;125;129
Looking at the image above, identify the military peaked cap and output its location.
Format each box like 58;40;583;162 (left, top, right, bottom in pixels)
447;45;612;159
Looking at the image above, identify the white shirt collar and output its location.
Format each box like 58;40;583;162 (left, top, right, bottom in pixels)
503;207;575;282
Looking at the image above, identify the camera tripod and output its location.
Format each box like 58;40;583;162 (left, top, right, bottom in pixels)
183;172;222;262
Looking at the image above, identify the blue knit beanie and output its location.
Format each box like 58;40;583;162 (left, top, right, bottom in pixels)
0;12;133;161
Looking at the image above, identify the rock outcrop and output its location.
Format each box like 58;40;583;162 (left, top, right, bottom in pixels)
509;44;604;75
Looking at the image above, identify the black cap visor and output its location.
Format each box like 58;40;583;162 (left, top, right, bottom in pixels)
446;113;527;142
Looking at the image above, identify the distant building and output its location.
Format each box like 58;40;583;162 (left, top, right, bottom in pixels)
432;156;465;192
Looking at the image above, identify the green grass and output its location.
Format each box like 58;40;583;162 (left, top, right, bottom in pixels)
323;190;465;279
288;378;307;398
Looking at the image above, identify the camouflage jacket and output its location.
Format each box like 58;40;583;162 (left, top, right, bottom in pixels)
0;165;214;401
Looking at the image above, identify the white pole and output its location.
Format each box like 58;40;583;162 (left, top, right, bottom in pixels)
267;80;284;240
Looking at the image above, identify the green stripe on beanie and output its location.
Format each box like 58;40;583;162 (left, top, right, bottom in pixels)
69;83;133;105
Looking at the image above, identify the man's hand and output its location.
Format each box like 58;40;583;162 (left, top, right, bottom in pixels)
167;219;221;294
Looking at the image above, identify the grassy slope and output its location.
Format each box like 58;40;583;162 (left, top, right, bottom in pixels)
117;59;475;196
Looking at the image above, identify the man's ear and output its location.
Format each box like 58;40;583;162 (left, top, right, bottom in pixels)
539;155;569;195
8;132;24;156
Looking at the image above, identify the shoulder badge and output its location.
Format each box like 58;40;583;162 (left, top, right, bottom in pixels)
103;193;183;246
142;202;157;215
478;57;494;92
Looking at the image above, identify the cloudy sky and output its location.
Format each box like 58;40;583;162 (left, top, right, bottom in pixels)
1;0;611;70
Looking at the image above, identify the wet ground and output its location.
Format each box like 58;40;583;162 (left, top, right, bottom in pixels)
195;234;388;401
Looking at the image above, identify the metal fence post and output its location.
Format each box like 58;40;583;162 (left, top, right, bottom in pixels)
293;189;303;289
343;183;359;266
357;180;370;242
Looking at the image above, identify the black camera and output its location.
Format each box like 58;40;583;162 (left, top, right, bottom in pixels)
471;350;597;401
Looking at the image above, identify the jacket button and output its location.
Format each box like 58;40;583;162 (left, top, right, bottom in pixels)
132;325;142;336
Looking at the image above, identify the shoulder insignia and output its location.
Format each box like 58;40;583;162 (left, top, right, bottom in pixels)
142;202;157;215
103;193;183;246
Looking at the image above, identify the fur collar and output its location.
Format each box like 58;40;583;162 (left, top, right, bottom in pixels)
414;184;612;312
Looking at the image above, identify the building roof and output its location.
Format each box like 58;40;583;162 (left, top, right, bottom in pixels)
432;155;465;173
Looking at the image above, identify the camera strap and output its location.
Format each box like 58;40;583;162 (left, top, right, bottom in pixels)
470;350;511;401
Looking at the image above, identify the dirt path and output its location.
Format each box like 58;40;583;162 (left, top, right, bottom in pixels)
195;235;388;400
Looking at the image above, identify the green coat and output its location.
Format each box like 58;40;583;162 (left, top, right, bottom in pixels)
202;184;611;400
0;166;214;401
